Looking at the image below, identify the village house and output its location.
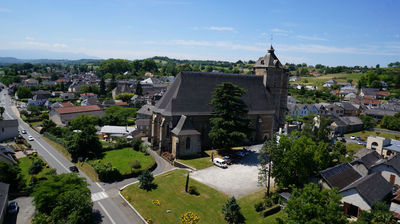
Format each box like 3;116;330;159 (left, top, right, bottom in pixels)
112;81;135;99
364;108;396;121
369;154;400;185
50;102;74;110
151;46;288;158
27;90;51;107
331;116;363;135
360;88;379;98
366;136;400;157
136;105;154;136
79;92;98;101
0;120;19;142
351;149;381;176
323;79;337;88
61;92;75;100
340;172;393;217
100;125;137;140
319;163;362;191
287;96;297;104
0;146;16;165
335;102;358;116
23;78;39;87
50;105;104;126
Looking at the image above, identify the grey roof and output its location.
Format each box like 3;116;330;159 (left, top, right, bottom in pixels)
334;116;363;126
0;182;10;220
154;71;275;116
254;45;283;68
361;88;379;96
319;163;362;190
135;118;150;126
386;155;400;174
171;115;201;136
137;105;155;116
325;79;337;84
335;102;357;111
0;119;18;128
340;172;393;206
351;150;381;169
365;109;397;117
353;148;376;159
0;146;16;164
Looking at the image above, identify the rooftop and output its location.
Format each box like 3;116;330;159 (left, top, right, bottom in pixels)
319;163;362;191
54;105;102;115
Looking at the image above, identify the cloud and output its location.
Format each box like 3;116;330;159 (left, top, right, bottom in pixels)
296;35;328;41
53;43;68;48
207;26;235;32
25;36;35;41
270;28;291;36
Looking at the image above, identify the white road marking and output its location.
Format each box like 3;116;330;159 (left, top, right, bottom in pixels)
91;191;109;202
96;182;106;191
98;201;117;224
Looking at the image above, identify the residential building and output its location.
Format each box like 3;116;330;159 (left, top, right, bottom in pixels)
289;76;300;82
364;109;396;121
50;105;104;126
344;93;357;101
100;125;137;140
287;96;297;104
335;102;357;116
136;105;154;136
112;82;135;99
27;90;51;106
0;120;18;142
0;146;16;164
286;103;300;119
81;98;99;106
340;172;393;217
79;92;98;101
369;154;400;185
351;149;381;176
366;136;400;157
323;79;337;88
23;78;39;87
331;116;363;134
319;163;362;191
61;92;75;100
360;88;379;98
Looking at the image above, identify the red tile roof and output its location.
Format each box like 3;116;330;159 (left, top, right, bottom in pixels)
377;91;390;96
115;101;128;106
60;102;74;107
55;105;102;115
56;78;66;83
362;99;380;105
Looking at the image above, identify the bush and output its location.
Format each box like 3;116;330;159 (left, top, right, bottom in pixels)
90;161;121;182
29;159;43;175
132;139;142;151
263;204;281;217
254;201;265;212
130;160;141;169
188;186;200;195
138;170;154;190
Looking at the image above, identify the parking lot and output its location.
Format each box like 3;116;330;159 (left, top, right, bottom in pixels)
4;197;35;224
191;144;272;198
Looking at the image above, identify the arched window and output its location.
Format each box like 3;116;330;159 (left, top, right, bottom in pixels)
186;137;191;149
371;142;378;150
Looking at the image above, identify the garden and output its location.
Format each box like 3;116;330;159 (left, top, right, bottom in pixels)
121;169;287;224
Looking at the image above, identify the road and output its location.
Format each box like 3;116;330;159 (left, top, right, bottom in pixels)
0;87;173;224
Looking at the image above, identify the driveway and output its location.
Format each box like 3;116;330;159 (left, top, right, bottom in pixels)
4;197;35;224
191;144;271;198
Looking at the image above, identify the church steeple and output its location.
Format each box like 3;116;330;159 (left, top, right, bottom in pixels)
268;45;275;53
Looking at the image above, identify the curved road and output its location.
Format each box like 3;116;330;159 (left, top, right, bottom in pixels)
0;87;174;224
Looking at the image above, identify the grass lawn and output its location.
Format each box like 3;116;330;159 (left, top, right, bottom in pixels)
18;156;53;185
91;147;155;175
29;121;42;127
238;188;287;223
292;72;362;89
42;136;100;182
346;143;364;153
122;169;286;224
344;130;400;141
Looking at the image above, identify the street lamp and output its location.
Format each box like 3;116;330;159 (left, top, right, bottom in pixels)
166;210;179;224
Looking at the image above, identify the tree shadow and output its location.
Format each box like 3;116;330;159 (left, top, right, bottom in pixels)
145;183;158;191
92;209;103;224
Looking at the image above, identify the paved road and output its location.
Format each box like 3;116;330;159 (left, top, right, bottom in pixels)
0;87;173;224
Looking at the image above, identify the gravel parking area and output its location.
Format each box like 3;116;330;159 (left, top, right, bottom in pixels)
191;144;272;198
4;197;34;224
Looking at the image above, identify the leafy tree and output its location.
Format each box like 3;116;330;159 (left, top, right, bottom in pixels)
209;82;251;150
142;59;158;73
357;201;395;224
258;136;277;196
221;197;245;224
0;161;24;192
359;114;377;130
132;138;143;151
115;93;135;102
135;82;143;96
69;114;99;130
67;126;102;161
41;119;56;133
32;173;93;224
79;85;99;94
16;86;32;98
29;158;44;175
286;183;348;224
381;113;400;131
285;115;293;123
138;170;154;191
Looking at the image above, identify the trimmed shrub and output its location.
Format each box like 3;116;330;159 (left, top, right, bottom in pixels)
188;186;200;195
254;201;265;212
29;159;43;175
263;204;281;217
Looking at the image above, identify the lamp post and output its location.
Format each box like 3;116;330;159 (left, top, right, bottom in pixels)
166;209;179;224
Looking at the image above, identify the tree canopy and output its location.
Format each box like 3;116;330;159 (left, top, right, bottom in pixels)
208;82;251;150
67;126;102;161
285;183;348;224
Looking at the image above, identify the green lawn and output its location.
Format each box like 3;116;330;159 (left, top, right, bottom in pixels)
346;143;364;153
292;72;362;89
91;147;155;175
344;130;400;141
18;156;53;185
29;121;42;127
122;169;287;224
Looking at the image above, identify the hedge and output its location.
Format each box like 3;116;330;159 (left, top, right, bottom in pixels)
263;204;281;217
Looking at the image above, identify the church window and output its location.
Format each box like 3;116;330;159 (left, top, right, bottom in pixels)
186;137;191;149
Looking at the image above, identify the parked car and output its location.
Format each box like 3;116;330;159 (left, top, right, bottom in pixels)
213;158;228;168
69;166;79;172
223;156;233;165
356;136;361;141
235;151;246;158
7;202;19;214
21;129;27;134
28;135;34;141
350;135;356;140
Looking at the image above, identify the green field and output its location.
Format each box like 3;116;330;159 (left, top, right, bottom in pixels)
18;156;53;185
344;130;400;141
292;72;362;89
346;143;364;153
122;169;286;224
91;147;155;175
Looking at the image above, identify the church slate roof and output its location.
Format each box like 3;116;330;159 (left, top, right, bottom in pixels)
154;71;275;116
171;115;201;136
254;46;283;68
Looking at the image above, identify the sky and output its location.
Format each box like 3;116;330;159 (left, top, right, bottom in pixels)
0;0;399;66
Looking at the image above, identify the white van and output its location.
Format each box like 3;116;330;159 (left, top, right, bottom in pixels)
213;158;228;168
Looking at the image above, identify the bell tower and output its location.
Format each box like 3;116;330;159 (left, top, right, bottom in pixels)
253;45;288;131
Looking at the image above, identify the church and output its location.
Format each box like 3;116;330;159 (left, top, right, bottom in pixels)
151;46;288;158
